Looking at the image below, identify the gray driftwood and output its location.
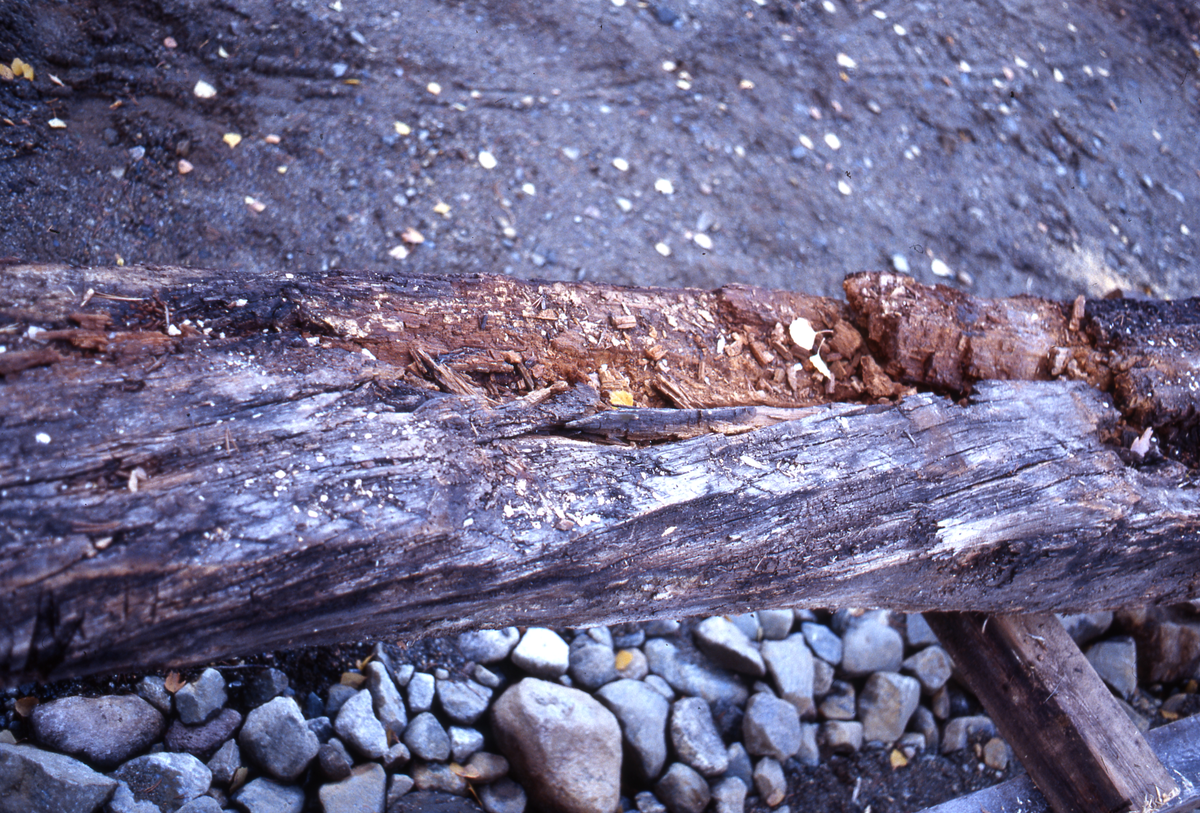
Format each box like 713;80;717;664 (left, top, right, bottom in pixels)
1;264;1198;685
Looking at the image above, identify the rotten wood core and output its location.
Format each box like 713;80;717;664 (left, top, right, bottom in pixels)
1;264;1198;685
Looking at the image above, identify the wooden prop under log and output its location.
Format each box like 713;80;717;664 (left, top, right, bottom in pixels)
1;264;1198;687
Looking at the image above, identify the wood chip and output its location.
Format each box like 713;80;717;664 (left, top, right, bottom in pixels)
611;314;637;330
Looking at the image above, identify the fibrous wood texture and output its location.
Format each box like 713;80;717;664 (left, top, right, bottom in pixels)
926;612;1178;813
1;264;1197;685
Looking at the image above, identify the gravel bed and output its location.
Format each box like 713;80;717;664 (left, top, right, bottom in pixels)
4;605;1200;813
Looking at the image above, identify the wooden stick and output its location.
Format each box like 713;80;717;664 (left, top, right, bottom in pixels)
924;612;1179;813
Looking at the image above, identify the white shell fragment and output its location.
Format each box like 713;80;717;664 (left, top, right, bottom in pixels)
836;53;857;69
1131;427;1153;458
810;352;834;382
654;242;671;257
654;178;674;194
693;233;713;250
194;80;217;99
931;259;953;277
35;432;51;444
478;151;497;169
789;317;818;351
824;133;841;150
48;118;66;129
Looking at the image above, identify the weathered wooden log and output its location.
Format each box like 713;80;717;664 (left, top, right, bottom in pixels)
1;264;1197;686
926;612;1178;813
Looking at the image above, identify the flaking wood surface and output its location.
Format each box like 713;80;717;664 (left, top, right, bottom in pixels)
1;264;1198;684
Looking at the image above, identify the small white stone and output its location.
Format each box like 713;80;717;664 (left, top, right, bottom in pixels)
891;253;910;273
824;133;841;150
616;197;633;212
655;242;671;257
654;178;674;194
521;182;536;196
193;80;217;99
931;259;953;277
36;432;51;444
478;151;497;169
612;157;630;172
893;23;907;36
838;180;852;196
836;53;857;69
693;233;713;250
1053;68;1065;83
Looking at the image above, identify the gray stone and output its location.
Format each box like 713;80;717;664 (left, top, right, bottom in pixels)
165;707;242;761
801;628;840;666
31;695;165;770
404;712;451;762
904;614;940;648
669;697;729;777
819;680;856;721
110;752;211;813
753;757;787;807
137;676;173;715
387;773;415;807
1086;636;1138;699
902;646;954;693
596;678;670;781
613;627;647;649
644;675;675;700
175;668;227;726
491;678;622;813
510;628;570;679
694;616;766;676
730;613;761;641
812;658;834;696
0;743;117;813
462;752;509;783
615;648;649;681
407;673;436;714
318;738;353;781
473;664;503;689
712;776;747;813
319;762;386;813
412;762;469;795
841;621;904;676
635;790;668;813
742;692;802;761
983;737;1011;771
108;780;161;813
175;797;223;813
654;762;710;813
387;791;479;813
568;641;618;690
858;672;921;744
724;742;753;788
911;705;939;752
239;696;319;782
335;689;389;760
644;639;749;706
821;720;863;753
383;742;411;772
244;668;290;709
326;684;358;716
308;716;334;743
1058;612;1114;646
449;727;485;763
800;623;843;665
479;777;526;813
366;661;407;739
437;679;493;724
233;777;305;813
761;634;815;718
579;626;614;647
458;628;521;664
206;739;240;788
897;731;928;758
392;664;415;688
644;619;681;637
931;686;951;720
758;610;795;641
1116;606;1200;684
796;723;820;767
941;716;996;754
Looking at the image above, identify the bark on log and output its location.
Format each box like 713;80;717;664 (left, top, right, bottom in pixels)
1;263;1197;685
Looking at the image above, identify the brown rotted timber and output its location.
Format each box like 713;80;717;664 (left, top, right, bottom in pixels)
1;263;1199;689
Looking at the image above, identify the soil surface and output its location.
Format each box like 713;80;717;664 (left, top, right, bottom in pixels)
2;0;1198;811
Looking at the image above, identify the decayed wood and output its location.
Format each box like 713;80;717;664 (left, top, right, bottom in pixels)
925;612;1179;813
1;263;1198;685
